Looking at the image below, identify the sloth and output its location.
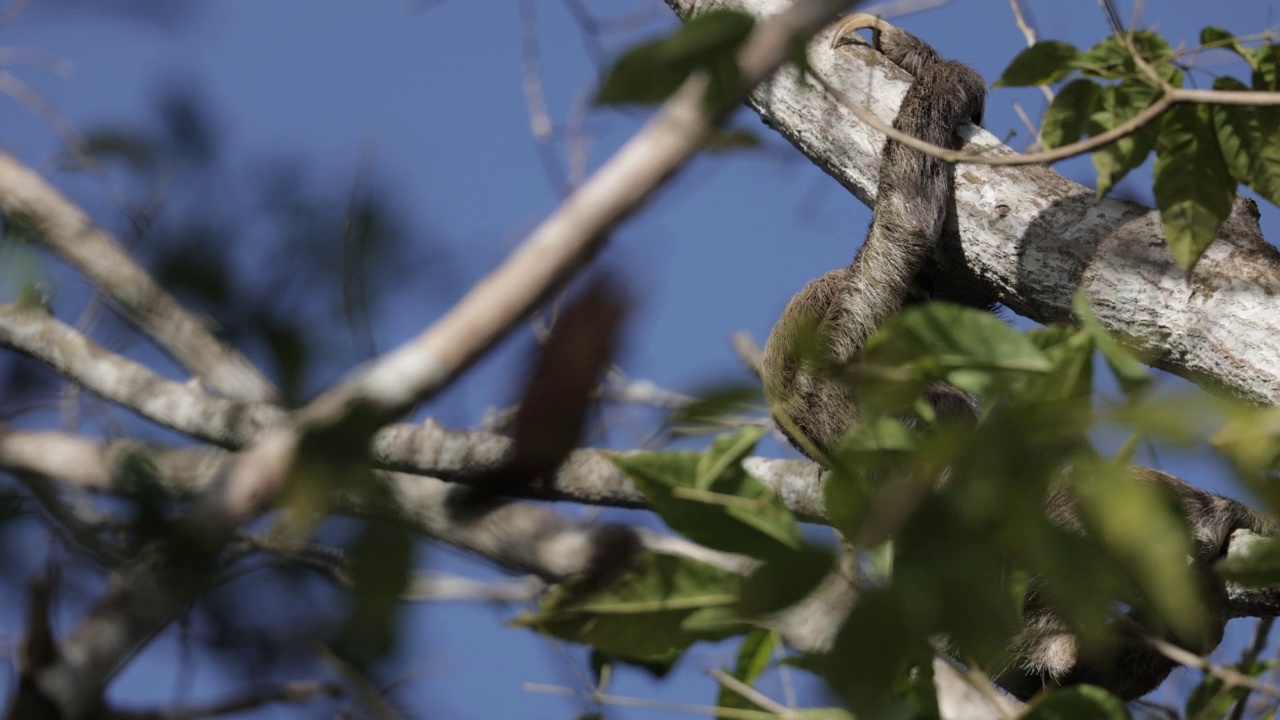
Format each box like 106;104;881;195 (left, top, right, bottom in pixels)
760;13;1274;702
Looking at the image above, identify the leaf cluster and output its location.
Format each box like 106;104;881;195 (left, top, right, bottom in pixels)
997;29;1280;270
514;297;1280;717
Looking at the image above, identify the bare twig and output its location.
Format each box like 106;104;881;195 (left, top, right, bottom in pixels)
1145;635;1280;700
519;0;567;195
708;668;800;720
1007;0;1053;104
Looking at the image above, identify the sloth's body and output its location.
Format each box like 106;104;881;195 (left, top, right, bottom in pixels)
760;14;1274;701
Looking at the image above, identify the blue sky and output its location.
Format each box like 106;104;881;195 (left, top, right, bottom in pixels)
2;0;1279;717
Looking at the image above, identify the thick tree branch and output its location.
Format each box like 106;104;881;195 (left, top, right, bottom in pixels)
0;151;277;403
667;0;1280;404
0;305;826;515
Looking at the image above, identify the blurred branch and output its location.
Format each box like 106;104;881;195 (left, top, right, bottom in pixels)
0;307;815;513
0;306;278;446
0;426;822;523
1228;617;1275;720
401;573;546;602
0;151;277;403
1145;634;1280;699
106;681;343;720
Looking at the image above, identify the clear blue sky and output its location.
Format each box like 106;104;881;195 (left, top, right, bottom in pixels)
2;0;1278;717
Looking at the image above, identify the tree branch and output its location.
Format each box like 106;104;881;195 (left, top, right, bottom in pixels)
0;151;277;403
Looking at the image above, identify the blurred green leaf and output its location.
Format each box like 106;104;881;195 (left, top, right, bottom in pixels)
514;552;743;659
716;630;777;714
1073;291;1151;396
1200;27;1255;66
739;546;834;616
1185;673;1237;720
1255;43;1280;89
333;524;415;668
595;10;754;108
1071;461;1206;644
1022;685;1130;719
859;303;1051;413
666;383;763;433
591;648;679;680
994;41;1079;87
1026;324;1094;402
614;427;803;559
1211;76;1280;208
723;630;775;696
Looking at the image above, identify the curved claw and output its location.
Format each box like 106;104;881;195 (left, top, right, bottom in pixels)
829;12;893;50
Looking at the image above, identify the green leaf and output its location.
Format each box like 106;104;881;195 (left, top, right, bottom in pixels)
665;383;763;433
696;425;765;490
334;524;415;668
1026;324;1094;401
514;552;743;659
1088;81;1157;197
1210;76;1280;207
1154;105;1235;271
1073;291;1151;396
717;630;777;711
1075;31;1175;82
1185;673;1236;720
595;10;754;108
738;546;834;616
823;589;936;718
1255;43;1280;90
613;428;804;559
994;41;1079;87
1071;461;1207;645
1041;79;1099;148
1213;405;1280;509
1200;27;1255;65
1022;685;1130;720
862;303;1052;399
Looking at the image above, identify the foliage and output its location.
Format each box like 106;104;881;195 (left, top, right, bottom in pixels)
595;9;756;111
513;299;1280;717
997;28;1280;270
